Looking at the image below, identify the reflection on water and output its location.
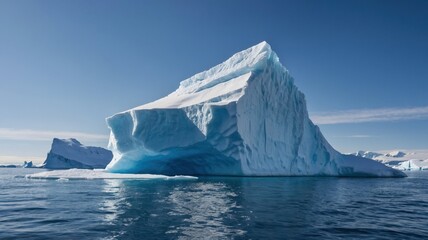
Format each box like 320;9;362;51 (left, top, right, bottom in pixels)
99;180;124;223
2;169;428;239
99;175;428;240
99;180;248;239
165;182;246;238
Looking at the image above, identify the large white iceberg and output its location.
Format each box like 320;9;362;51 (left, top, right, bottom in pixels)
105;41;405;177
42;138;113;169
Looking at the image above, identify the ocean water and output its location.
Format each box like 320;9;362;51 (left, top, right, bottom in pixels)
1;168;428;239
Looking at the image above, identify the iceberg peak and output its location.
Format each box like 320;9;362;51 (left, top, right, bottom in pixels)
53;138;82;146
177;41;276;93
130;41;280;111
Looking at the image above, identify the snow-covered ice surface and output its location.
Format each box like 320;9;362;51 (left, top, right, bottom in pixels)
42;138;113;169
395;159;428;171
106;41;405;177
25;169;197;180
352;150;428;171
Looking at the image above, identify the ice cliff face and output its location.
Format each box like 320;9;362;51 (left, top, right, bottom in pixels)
43;138;113;169
106;41;405;177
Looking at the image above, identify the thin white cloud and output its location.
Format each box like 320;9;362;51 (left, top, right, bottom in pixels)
311;106;428;125
0;155;45;164
329;135;377;139
0;128;108;142
345;135;375;138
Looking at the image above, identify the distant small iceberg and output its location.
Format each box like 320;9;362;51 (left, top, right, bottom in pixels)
22;161;34;168
351;149;428;171
0;164;17;168
42;138;113;170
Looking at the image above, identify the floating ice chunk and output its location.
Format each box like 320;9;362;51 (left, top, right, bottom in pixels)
26;169;197;180
56;178;69;182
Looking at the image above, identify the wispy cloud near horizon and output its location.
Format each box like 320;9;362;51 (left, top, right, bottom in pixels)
344;135;375;138
311;106;428;125
0;128;108;142
0;155;45;164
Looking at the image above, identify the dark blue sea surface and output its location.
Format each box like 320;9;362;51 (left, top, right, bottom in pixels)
1;168;427;239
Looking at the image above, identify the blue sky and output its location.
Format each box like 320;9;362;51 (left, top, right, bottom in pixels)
1;0;427;164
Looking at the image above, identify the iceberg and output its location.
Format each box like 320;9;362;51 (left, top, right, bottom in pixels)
354;151;383;159
385;151;406;158
42;138;113;169
394;159;428;171
22;161;33;168
353;149;428;171
105;41;405;177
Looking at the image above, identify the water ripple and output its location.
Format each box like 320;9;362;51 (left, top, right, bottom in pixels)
1;169;428;239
